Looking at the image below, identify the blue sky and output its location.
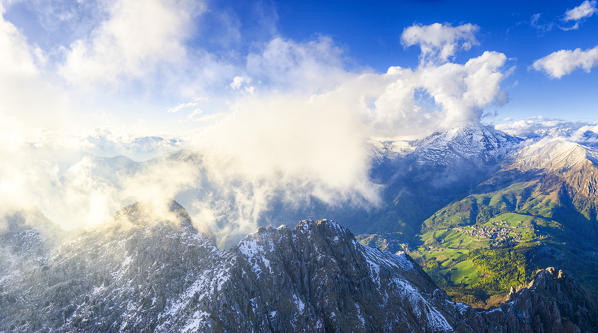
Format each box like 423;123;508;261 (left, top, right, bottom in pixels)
273;0;598;121
1;0;598;139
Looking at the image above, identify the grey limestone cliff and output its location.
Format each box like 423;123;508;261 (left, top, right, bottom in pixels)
1;204;597;332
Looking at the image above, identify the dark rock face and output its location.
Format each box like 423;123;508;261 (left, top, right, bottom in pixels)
232;222;454;332
1;211;597;332
457;267;598;332
503;267;598;332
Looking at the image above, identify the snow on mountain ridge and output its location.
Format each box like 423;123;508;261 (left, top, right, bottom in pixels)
496;119;598;146
2;206;598;332
515;138;598;171
410;125;522;167
2;217;455;332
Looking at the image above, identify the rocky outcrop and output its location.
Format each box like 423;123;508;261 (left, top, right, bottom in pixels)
457;267;598;332
1;207;597;332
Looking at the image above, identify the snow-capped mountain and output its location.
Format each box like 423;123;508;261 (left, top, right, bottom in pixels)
84;132;183;161
496;119;598;143
351;125;525;238
368;125;523;198
369;125;522;171
5;122;598;328
515;138;598;172
1;203;597;332
507;138;598;218
408;125;522;168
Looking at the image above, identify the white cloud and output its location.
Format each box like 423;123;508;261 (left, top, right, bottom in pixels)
0;129;193;230
370;51;507;133
401;23;479;63
531;1;596;32
0;3;72;138
59;0;204;86
230;76;249;90
174;44;508;243
167;97;208;113
246;36;351;93
230;75;254;94
187;109;204;120
564;0;597;21
167;101;198;113
0;5;37;77
530;13;554;32
532;46;598;78
82;128;183;160
0;10;511;246
560;0;597;30
495;117;598;145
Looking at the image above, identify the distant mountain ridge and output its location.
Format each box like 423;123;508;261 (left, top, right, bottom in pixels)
411;125;522;168
371;126;598;306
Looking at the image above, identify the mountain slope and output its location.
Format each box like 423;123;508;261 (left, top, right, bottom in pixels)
0;209;63;286
346;125;523;238
410;138;598;305
1;204;597;332
410;125;522;168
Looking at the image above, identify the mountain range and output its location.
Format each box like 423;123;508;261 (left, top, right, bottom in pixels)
3;121;598;330
1;203;597;332
357;124;598;306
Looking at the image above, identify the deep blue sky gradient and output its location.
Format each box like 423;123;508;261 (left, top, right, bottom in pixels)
273;0;598;121
5;0;597;122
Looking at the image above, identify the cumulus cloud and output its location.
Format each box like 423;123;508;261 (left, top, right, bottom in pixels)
246;36;350;92
495;117;598;146
0;3;72;138
367;51;507;133
174;43;508;244
565;0;597;21
176;93;377;244
561;0;597;30
532;46;598;78
0;8;511;247
192;96;373;197
401;23;479;63
0;5;37;76
229;76;254;94
59;0;204;86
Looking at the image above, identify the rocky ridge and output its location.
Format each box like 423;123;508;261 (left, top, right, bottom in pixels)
1;205;597;332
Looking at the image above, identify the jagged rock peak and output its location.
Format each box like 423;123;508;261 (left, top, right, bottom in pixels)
113;200;195;230
2;215;598;332
463;267;598;333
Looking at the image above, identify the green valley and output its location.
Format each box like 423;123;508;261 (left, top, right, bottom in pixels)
410;168;598;306
358;152;598;308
